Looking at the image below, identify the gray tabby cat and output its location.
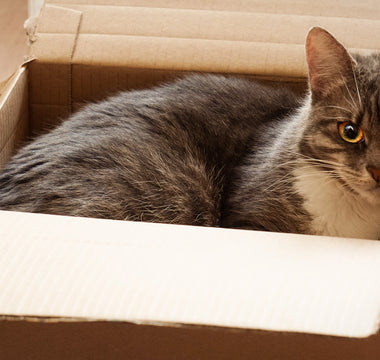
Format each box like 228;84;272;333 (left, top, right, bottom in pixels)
0;27;379;239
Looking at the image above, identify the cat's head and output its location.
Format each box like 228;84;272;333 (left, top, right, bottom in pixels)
300;27;380;204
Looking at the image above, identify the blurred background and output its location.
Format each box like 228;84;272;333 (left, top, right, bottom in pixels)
0;0;43;83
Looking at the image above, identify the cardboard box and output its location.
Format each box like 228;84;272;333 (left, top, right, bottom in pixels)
1;1;380;358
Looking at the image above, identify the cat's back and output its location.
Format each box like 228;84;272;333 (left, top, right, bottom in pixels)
0;74;298;225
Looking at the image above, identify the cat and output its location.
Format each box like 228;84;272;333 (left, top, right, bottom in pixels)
223;28;380;239
0;27;379;240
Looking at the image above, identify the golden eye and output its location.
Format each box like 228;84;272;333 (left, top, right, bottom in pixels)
338;122;364;144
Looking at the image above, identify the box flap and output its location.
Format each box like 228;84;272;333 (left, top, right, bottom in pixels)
28;0;380;132
28;5;82;131
46;0;380;20
1;210;380;338
0;67;29;169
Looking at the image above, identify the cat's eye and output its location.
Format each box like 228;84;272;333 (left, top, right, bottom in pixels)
338;122;364;144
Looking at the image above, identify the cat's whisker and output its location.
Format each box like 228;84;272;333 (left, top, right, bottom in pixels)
260;172;343;201
279;150;360;178
302;161;358;177
261;176;295;192
352;67;363;107
282;149;344;166
340;71;359;112
299;158;349;170
318;116;350;121
280;150;338;165
342;95;358;112
324;105;352;113
260;168;342;194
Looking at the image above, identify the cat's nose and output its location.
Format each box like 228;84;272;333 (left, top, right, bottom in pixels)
367;166;380;183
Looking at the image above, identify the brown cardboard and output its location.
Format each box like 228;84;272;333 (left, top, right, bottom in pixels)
1;318;380;360
28;0;380;133
0;67;28;168
1;0;380;359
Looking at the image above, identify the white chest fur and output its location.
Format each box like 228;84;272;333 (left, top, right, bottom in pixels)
294;166;380;240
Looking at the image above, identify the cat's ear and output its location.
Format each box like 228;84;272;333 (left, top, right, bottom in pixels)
305;27;356;98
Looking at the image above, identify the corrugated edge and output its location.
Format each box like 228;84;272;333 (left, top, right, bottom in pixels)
0;67;26;110
0;66;29;168
1;314;378;340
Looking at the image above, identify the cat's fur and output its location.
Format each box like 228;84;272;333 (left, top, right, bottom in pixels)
0;27;380;239
0;75;297;226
